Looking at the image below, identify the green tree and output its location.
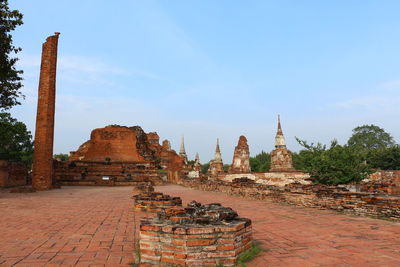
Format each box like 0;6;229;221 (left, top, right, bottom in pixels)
0;0;24;110
249;151;270;172
347;125;395;153
367;146;400;170
295;138;371;185
201;163;210;174
54;153;69;162
0;112;33;166
223;164;230;172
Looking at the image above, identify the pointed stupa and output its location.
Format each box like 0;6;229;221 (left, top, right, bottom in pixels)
179;135;188;162
195;152;200;164
275;115;286;148
214;138;222;162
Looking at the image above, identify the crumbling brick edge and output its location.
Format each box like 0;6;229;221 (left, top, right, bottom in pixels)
176;179;400;222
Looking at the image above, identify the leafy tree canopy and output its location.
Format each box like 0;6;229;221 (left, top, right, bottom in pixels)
367;146;400;170
201;163;210;174
0;112;33;166
249;151;270;172
0;0;24;110
294;138;371;185
347;124;395;152
54;153;69;162
223;164;230;172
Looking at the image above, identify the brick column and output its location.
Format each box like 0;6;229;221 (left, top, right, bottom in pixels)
32;33;60;191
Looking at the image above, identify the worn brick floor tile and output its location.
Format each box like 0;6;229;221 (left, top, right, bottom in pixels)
157;184;400;267
1;185;400;266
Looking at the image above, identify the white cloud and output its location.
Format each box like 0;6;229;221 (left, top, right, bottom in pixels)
333;80;400;110
335;96;400;109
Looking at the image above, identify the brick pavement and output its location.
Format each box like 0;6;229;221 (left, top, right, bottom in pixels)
0;185;399;267
157;185;400;267
0;186;151;267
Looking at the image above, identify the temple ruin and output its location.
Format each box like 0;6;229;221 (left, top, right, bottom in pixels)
179;136;188;164
208;139;224;176
54;125;186;186
139;201;252;266
214;117;311;186
193;152;201;172
228;135;251;173
32;33;60;191
270;115;295;172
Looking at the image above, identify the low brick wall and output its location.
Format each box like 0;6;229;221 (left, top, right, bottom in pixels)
133;192;182;212
0;160;28;188
361;171;400;195
139;202;252;266
178;179;400;221
217;171;311;186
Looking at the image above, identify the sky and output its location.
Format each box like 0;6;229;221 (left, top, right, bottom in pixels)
9;0;400;162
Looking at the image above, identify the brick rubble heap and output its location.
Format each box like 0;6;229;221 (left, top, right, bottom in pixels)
139;201;252;266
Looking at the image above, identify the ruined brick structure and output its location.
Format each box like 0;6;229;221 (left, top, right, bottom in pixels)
54;126;186;185
151;137;186;183
228;136;251;173
32;33;60;190
208;139;224;176
209;119;310;186
270;116;295;172
360;170;400;195
218;172;311;187
133;191;182;212
187;153;202;179
0;161;28;188
179;136;188;163
193;152;201;172
139;201;252;266
179;179;400;221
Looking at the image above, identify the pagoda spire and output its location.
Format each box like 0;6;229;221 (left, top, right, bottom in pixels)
214;138;222;162
195;152;200;164
275;115;286;148
179;135;188;162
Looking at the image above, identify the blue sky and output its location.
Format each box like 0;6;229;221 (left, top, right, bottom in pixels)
9;0;400;162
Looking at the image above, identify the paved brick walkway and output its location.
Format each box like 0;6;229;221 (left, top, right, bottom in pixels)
157;185;400;267
0;185;399;267
0;186;144;267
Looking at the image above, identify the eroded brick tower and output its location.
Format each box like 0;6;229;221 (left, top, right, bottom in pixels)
32;33;60;190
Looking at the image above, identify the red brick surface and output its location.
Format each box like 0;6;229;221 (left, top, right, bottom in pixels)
0;161;27;188
0;186;153;267
32;33;60;191
157;185;400;267
1;185;400;266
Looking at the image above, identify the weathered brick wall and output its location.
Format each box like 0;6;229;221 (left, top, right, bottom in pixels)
179;179;400;221
70;126;157;162
139;202;252;266
54;161;164;186
228;136;251;173
57;125;186;186
140;221;252;266
0;160;28;188
216;171;311;186
361;171;400;195
32;33;60;191
133;192;182;212
270;147;295;172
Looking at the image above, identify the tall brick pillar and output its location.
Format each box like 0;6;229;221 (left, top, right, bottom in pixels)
32;33;60;190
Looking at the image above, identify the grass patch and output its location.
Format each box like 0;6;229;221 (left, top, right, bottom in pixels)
376;213;396;222
158;168;167;174
236;241;262;267
129;240;141;266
